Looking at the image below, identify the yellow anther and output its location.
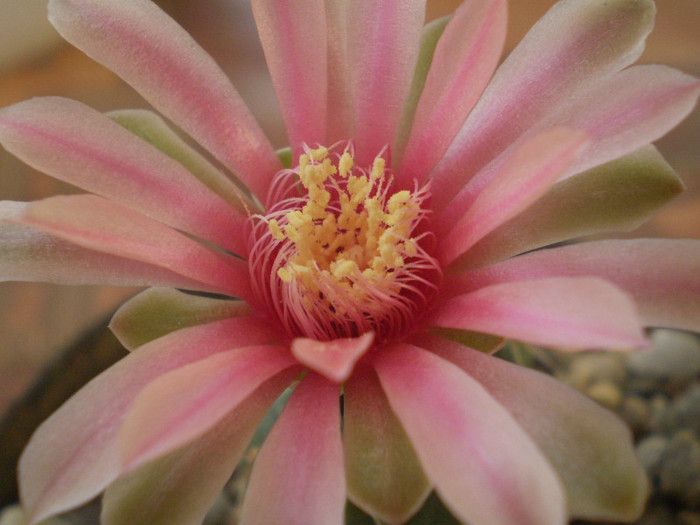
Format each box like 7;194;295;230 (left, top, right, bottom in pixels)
370;156;385;180
277;267;292;283
268;219;285;241
338;151;354;177
332;259;358;279
310;146;329;161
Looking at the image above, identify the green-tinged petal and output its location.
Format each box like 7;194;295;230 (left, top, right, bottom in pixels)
392;15;450;167
460;145;684;269
108;109;256;214
344;366;430;524
109;287;252;350
426;328;505;354
421;335;649;521
100;369;295;525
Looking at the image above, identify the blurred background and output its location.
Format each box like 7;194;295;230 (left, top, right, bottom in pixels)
0;0;698;417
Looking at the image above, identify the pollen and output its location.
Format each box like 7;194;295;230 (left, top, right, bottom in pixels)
249;143;441;341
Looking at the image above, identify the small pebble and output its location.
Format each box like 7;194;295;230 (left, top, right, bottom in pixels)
658;430;700;507
659;385;700;436
628;330;700;379
620;395;651;433
637;434;670;475
586;380;623;409
568;353;626;391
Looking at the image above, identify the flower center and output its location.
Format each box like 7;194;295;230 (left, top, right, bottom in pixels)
248;144;441;341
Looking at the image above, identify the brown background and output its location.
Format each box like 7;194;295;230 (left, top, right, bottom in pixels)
0;0;698;414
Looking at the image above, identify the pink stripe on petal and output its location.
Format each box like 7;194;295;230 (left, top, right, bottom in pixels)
457;239;700;332
101;370;293;525
14;195;252;300
48;0;280;201
430;277;647;350
399;0;506;181
0;97;248;254
291;331;374;383
417;335;648;522
240;374;345;525
373;344;566;525
429;0;655;209
19;322;266;523
1;201;209;290
325;0;354;143
251;0;327;152
118;345;298;471
347;0;425;165
437;128;588;266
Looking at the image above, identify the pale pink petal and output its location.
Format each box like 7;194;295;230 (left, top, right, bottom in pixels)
109;288;276;351
552;65;700;178
240;374;345;525
373;344;566;525
117;346;297;471
0;97;248;254
457;239;700;332
418;335;648;522
1;201;209;289
430;277;647;350
48;0;280;201
291;331;374;383
13;194;252;300
429;0;655;209
324;0;354;143
101;370;294;525
347;0;425;165
344;366;430;524
398;0;507;180
19;323;264;523
437;128;588;266
460;146;683;269
251;0;327;151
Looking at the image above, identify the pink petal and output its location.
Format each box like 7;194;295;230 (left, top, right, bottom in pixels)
0;97;248;254
240;374;345;525
324;0;354;143
251;0;327;151
101;370;294;525
1;201;209;290
419;335;648;521
437;128;588;267
48;0;280;201
18;322;264;523
109;288;273;351
429;0;655;209
398;0;506;180
430;277;647;350
117;346;297;471
555;65;700;178
347;0;425;165
291;331;374;383
344;366;430;524
13;194;252;300
459;145;683;269
373;344;566;525
458;239;700;332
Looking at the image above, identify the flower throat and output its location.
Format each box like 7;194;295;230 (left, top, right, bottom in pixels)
248;144;441;342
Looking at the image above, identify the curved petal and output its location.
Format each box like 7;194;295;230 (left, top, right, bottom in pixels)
251;0;327;151
460;146;683;269
12;194;252;300
344;366;430;524
429;0;656;208
373;344;566;525
437;128;588;266
398;0;507;181
0;97;248;254
430;277;647;350
417;335;648;522
347;0;425;165
109;288;259;351
117;345;297;471
107;109;257;214
456;239;700;332
18;323;260;524
291;331;374;382
48;0;280;201
325;0;354;143
101;369;294;525
1;202;208;289
240;374;345;525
